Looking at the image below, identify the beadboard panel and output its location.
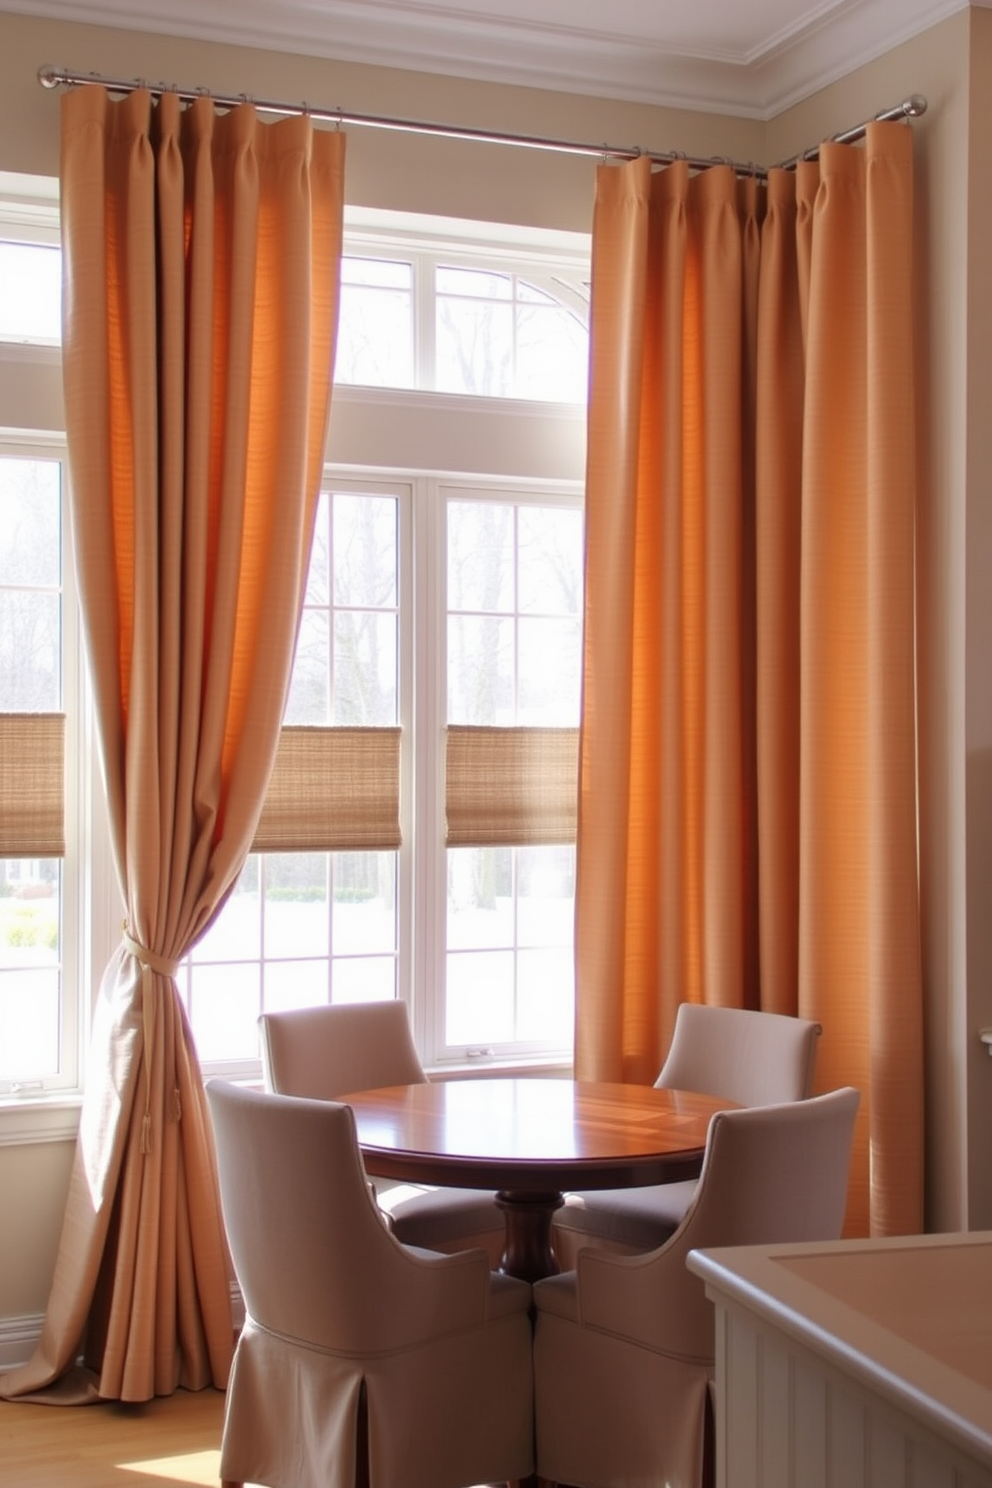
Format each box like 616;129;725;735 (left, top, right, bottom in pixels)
715;1300;992;1488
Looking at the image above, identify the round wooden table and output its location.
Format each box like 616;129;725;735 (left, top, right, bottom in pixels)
341;1077;734;1281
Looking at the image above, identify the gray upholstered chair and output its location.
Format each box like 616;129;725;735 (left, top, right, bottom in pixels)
207;1079;534;1488
534;1085;859;1488
258;1000;505;1262
553;1003;822;1266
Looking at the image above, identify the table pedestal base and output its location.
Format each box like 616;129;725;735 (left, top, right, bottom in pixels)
495;1189;564;1283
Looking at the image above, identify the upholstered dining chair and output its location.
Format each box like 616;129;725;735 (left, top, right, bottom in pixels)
553;1003;823;1266
534;1085;860;1488
258;1000;506;1261
206;1079;535;1488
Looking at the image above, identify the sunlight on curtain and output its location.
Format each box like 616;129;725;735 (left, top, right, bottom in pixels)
0;84;345;1403
575;123;923;1237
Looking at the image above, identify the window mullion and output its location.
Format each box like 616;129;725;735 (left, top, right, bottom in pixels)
410;477;444;1063
414;250;435;391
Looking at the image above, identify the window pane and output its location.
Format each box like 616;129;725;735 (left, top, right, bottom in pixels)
0;242;61;343
515;301;589;402
437;296;513;396
516;946;574;1042
436;267;588;402
188;962;261;1062
334;494;397;608
190;858;261;962
446;846;575;1051
446;949;514;1046
335;257;413;389
264;959;329;1014
0;593;60;710
183;846;400;1060
343;257;412;290
447;615;514;725
447;501;514;612
447;847;514;952
0;969;60;1080
334;611;397;725
333;852;396;955
264;853;329;959
444;488;581;1056
447;497;581;728
516;845;575;945
518;617;582;723
304;500;330;605
517;506;582;616
436;267;514;299
0;457;61;711
285;607;329;724
0;860;61;1080
332;956;397;1004
295;490;399;726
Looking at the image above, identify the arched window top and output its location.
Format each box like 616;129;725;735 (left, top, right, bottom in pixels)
336;208;590;404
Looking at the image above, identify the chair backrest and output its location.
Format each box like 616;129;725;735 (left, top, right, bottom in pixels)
655;1003;821;1106
206;1079;490;1354
258;999;427;1100
576;1086;860;1362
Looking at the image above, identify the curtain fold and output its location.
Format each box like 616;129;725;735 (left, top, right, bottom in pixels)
0;84;345;1403
574;122;923;1237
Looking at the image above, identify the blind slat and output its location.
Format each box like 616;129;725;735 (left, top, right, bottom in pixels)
0;713;65;857
445;725;578;846
253;726;401;853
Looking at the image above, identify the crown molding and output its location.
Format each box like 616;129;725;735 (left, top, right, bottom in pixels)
0;0;980;116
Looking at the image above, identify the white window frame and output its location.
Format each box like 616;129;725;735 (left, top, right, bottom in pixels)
0;431;118;1143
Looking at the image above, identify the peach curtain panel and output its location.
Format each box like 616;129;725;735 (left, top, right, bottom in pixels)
0;86;344;1403
574;122;923;1237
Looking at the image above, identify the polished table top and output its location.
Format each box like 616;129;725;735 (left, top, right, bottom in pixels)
341;1076;733;1193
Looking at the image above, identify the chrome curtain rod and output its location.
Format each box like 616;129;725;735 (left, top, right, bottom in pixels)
37;64;926;179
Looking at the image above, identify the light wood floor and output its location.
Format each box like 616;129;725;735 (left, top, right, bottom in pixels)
0;1384;515;1488
0;1384;240;1488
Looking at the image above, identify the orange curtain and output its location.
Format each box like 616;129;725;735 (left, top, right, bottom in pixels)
574;122;923;1237
0;86;344;1403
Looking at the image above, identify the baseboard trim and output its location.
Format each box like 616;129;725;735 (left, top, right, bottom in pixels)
0;1312;44;1371
0;1285;244;1373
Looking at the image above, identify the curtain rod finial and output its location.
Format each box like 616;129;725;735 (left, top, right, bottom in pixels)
905;95;927;118
38;64;61;89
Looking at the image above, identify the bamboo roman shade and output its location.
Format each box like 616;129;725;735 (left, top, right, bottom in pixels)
0;713;65;857
445;725;579;846
253;726;402;852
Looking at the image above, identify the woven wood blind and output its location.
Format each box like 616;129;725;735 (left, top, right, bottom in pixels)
0;713;65;857
253;726;402;853
445;725;579;846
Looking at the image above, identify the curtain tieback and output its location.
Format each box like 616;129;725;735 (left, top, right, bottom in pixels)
122;927;183;1154
122;929;180;979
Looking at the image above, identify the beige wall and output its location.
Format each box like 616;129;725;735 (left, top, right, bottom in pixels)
0;1141;74;1331
0;10;764;232
773;11;992;1231
0;6;984;1328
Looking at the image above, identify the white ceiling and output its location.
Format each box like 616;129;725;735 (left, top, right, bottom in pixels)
1;0;981;117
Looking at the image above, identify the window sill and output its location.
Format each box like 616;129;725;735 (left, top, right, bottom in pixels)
0;1095;81;1146
428;1058;573;1081
0;1061;574;1146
